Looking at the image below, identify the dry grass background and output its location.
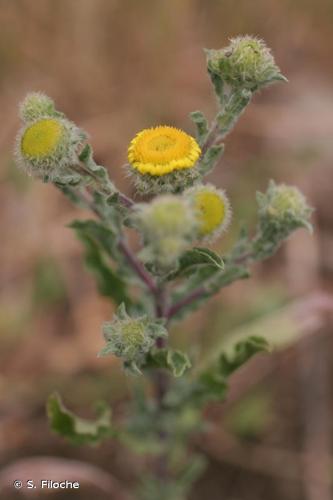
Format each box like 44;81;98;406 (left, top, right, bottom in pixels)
0;1;333;499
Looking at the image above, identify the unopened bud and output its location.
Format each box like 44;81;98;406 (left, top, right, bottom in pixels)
99;304;167;374
206;36;286;92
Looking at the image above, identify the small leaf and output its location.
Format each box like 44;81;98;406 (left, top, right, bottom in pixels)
198;144;224;175
207;69;225;107
70;220;131;306
168;247;223;280
167;349;192;377
189;111;209;145
79;143;110;181
198;370;228;401
193;337;270;404
47;393;112;445
144;348;191;377
78;143;92;163
219;336;270;376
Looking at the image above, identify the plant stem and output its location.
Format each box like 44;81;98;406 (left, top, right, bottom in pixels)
200;119;220;156
58;185;158;295
152;282;172;482
166;250;255;322
118;239;158;295
166;286;206;322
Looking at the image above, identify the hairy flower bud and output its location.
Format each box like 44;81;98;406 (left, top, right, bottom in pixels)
258;181;312;229
19;92;58;123
254;180;313;259
185;184;231;242
206;36;286;91
15;116;85;181
127;126;201;194
99;304;167;374
133;195;197;270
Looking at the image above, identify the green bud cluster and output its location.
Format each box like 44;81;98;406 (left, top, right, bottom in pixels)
254;180;313;258
99;304;168;375
206;35;286;92
134;195;197;271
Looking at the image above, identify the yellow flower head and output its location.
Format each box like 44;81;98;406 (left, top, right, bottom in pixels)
128;126;201;176
186;184;231;242
15;116;84;180
127;126;202;194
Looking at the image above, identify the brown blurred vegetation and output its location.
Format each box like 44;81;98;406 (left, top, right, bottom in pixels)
0;1;333;499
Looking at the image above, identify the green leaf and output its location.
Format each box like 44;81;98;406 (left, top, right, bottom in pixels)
167;349;192;377
70;220;131;306
47;393;112;445
219;336;270;376
144;348;191;377
189;110;209;145
198;370;228;401
216;88;252;136
207;68;225;107
78;143;93;163
54;184;87;208
198;144;224;175
79;143;110;182
70;219;118;257
193;336;270;404
168;247;223;280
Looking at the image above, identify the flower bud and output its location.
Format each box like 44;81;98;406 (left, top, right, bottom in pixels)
127;125;201;194
19;92;57;123
99;304;167;374
258;180;312;231
133;195;197;270
15;116;85;181
254;181;313;259
185;184;231;242
136;195;196;239
206;36;286;91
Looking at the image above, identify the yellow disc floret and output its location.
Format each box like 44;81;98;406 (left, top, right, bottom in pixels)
186;184;231;242
128;126;201;176
21;119;64;158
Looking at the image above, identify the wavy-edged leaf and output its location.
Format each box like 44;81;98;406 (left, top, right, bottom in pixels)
47;393;112;445
144;348;191;377
70;220;131;306
219;336;270;376
192;336;270;404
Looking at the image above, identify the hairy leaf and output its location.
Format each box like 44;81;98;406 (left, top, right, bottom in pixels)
168;247;223;280
189;110;209;145
47;393;112;445
70;220;131;306
194;336;269;404
219;336;270;376
144;348;192;377
198;144;225;176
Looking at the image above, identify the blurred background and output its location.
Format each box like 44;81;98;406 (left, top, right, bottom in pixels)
0;0;333;499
